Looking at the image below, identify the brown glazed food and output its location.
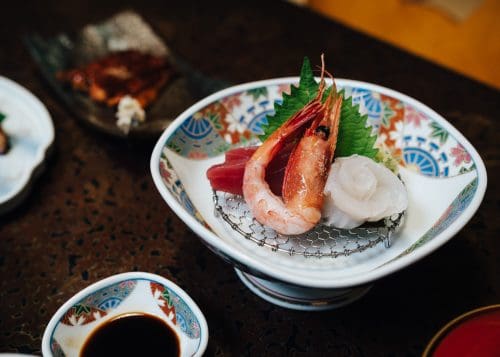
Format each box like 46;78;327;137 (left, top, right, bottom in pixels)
57;50;175;108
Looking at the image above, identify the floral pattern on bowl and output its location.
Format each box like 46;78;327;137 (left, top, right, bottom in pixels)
59;280;137;326
164;81;475;176
150;282;201;339
42;272;208;357
151;77;487;289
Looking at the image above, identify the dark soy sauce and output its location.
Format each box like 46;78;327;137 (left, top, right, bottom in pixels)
80;313;180;357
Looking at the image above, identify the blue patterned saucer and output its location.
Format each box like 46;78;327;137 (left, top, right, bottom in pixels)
42;272;208;357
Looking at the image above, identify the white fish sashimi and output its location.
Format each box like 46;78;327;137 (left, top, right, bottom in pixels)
322;155;408;229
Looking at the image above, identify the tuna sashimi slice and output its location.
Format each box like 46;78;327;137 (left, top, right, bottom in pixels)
206;147;255;195
207;141;295;196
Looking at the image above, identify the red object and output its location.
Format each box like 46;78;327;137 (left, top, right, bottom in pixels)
206;140;297;196
207;147;257;195
57;50;175;107
429;308;500;357
207;98;322;196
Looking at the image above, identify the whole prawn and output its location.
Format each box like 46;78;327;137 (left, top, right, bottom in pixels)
242;57;342;235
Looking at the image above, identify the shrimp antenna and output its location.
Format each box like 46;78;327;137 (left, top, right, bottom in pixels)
320;53;325;84
315;54;326;98
315;55;338;104
324;68;337;98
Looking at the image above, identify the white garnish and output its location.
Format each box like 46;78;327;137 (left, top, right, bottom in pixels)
115;95;145;134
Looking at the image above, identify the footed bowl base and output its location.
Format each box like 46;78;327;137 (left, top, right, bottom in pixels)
235;269;372;311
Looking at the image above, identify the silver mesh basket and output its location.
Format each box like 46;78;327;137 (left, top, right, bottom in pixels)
213;191;405;258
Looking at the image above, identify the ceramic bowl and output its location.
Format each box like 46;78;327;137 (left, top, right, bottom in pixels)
0;76;54;214
25;11;226;139
150;77;487;310
423;304;500;356
42;272;208;357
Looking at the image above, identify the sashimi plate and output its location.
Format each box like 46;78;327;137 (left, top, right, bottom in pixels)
150;77;486;310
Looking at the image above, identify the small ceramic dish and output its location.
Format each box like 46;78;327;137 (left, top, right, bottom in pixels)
423;304;500;356
0;76;54;214
150;77;487;310
42;272;208;357
25;11;226;139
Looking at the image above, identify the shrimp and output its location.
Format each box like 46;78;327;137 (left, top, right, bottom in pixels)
242;58;342;235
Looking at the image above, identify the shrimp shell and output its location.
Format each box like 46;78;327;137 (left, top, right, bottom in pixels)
243;59;342;235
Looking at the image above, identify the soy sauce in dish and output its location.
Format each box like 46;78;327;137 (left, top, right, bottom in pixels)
80;313;180;357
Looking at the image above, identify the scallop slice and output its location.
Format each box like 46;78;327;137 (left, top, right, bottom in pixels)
322;155;408;229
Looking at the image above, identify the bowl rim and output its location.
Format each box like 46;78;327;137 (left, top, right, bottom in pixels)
150;77;487;289
41;271;209;357
422;304;500;356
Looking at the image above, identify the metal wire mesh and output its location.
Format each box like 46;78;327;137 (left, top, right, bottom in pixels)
213;191;405;258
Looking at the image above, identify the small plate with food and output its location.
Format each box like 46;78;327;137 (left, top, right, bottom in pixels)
0;76;54;214
150;56;486;310
25;11;226;139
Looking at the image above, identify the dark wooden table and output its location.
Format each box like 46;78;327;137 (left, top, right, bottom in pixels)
1;0;498;355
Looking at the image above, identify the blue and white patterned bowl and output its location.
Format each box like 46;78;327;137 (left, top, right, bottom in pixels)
150;78;487;306
42;272;208;356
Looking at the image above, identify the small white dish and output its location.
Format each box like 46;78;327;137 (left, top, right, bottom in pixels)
0;76;54;214
150;77;487;310
42;272;208;357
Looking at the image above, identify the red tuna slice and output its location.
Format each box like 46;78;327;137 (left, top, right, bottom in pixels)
207;98;321;196
266;139;297;195
207;156;251;195
207;146;259;195
207;140;296;196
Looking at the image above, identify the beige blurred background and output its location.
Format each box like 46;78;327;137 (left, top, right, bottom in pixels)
292;0;499;90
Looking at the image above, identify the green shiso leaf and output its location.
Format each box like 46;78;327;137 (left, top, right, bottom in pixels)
336;90;378;159
259;57;378;159
0;112;5;123
259;57;320;142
